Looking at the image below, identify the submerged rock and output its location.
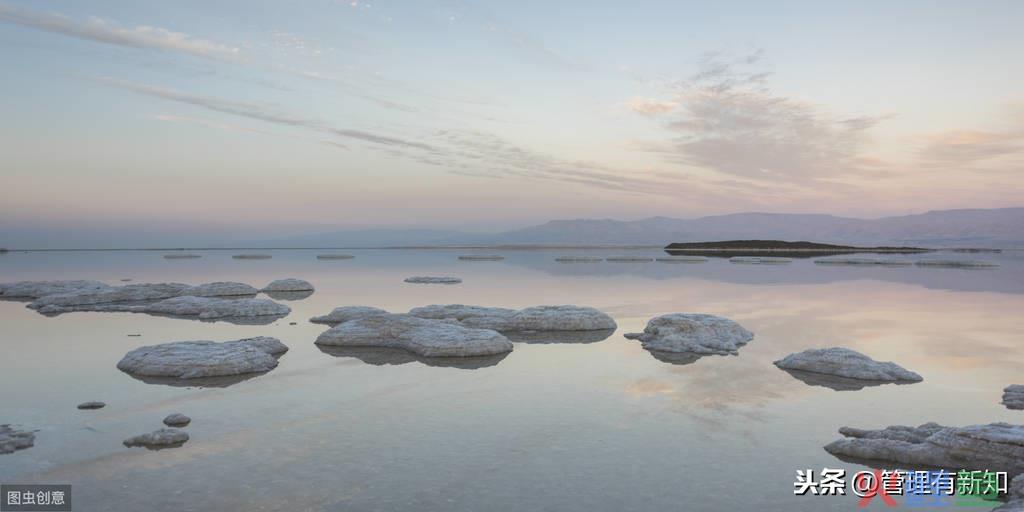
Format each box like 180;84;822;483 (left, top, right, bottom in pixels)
605;256;654;262
915;259;999;268
163;413;191;427
1003;385;1024;410
0;425;35;454
624;314;753;355
77;401;106;410
457;255;504;261
117;336;288;380
310;306;390;325
729;256;791;264
123;428;189;450
315;314;513;357
261;278;314;292
774;347;923;383
37;296;290;321
163;254;201;259
655;256;708;263
404;276;462;284
555;256;603;262
825;422;1024;476
316;254;355;260
232;254;272;260
0;280;110;299
409;304;617;332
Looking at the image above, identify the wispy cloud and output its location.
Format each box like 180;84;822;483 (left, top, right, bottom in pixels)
100;77;433;151
918;129;1024;167
631;51;891;183
0;3;240;61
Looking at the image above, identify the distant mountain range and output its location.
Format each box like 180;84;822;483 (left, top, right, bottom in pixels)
250;207;1024;248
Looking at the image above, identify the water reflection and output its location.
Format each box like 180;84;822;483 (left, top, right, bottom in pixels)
777;368;910;392
317;345;508;369
119;370;271;388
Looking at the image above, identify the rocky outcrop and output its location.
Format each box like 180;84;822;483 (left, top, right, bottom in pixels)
117;336;288;380
163;413;191;427
624;314;753;355
404;276;463;284
774;348;923;383
0;425;35;454
1004;385;1024;410
26;281;258;310
77;401;106;410
261;279;314;292
824;422;1024;476
409;304;617;332
315;314;513;357
310;306;390;325
0;280;110;299
123;428;189;449
36;296;290;322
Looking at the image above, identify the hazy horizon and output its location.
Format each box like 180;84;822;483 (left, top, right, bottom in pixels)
2;1;1023;247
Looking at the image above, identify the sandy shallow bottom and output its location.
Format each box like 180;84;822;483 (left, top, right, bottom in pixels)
1;248;1022;511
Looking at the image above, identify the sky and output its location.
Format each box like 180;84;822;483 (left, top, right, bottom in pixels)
1;0;1022;246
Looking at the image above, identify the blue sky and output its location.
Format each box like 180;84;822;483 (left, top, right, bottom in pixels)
1;0;1022;246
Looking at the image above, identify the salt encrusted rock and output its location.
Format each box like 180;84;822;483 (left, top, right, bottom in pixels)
0;280;110;299
458;255;504;261
317;254;354;260
824;422;1024;476
310;306;390;325
163;254;201;259
1003;385;1024;410
163;413;191;427
814;258;910;266
404;276;462;284
729;256;791;264
261;278;314;292
555;256;603;262
605;256;654;262
77;401;106;410
117;336;288;380
123;428;189;449
27;281;257;310
655;256;708;263
624;313;753;355
315;314;513;357
998;475;1024;510
0;425;35;454
37;296;290;320
915;260;999;268
773;348;923;383
408;304;617;332
318;345;509;370
232;254;272;260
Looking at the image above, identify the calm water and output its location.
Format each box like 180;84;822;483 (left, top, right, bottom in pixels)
1;249;1023;511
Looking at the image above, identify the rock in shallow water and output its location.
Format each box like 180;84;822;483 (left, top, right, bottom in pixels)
774;347;922;383
404;276;462;284
232;254;272;260
163;413;191;427
117;336;288;380
1004;385;1024;410
457;255;504;261
824;422;1024;476
310;306;390;325
261;278;314;292
0;425;35;454
316;254;354;260
555;256;603;263
0;280;110;299
163;254;201;259
315;314;513;357
624;313;753;355
77;401;106;410
37;296;290;321
318;345;508;369
915;259;999;268
408;304;617;332
26;281;258;310
729;256;791;264
123;428;189;449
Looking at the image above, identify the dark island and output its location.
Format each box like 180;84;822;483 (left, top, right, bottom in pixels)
664;240;931;258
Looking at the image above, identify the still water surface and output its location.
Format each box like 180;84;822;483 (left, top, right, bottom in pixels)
1;249;1022;511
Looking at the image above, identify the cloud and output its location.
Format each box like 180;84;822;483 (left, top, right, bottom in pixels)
917;129;1024;167
632;51;891;183
0;3;240;61
101;78;433;151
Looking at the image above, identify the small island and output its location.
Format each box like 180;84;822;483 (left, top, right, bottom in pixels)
664;240;930;258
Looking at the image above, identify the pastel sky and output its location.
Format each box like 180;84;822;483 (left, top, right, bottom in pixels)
1;0;1022;245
